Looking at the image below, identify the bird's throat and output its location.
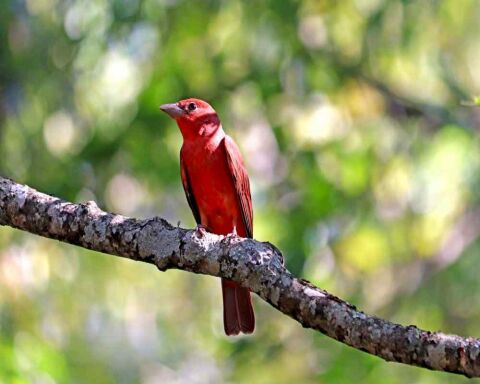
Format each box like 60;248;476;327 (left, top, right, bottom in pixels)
178;120;224;142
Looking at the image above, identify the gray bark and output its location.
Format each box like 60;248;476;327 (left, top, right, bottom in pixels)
1;175;479;378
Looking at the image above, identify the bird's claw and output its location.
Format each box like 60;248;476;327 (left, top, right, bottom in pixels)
224;228;238;241
194;224;208;238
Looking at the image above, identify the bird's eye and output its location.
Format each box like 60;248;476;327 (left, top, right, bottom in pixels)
187;102;197;112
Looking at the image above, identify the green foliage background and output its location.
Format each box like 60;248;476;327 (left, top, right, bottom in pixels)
1;0;480;382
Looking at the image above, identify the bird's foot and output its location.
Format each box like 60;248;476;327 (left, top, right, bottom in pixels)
224;228;238;240
194;224;208;238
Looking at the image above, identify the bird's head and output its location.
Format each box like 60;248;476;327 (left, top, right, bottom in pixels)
160;98;221;140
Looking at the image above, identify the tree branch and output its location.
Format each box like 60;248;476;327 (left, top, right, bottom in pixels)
1;176;480;378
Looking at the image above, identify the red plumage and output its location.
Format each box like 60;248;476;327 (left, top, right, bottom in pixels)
160;98;255;336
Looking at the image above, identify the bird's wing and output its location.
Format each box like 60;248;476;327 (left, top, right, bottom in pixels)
222;135;253;238
180;153;202;225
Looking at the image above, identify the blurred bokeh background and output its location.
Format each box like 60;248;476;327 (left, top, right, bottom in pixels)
1;0;480;382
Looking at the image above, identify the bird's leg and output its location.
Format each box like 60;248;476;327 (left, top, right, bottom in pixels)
194;224;208;238
225;226;238;240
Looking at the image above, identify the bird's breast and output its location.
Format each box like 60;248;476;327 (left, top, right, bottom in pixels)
182;140;240;235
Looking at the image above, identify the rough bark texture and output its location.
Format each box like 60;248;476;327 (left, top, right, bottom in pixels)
1;176;480;378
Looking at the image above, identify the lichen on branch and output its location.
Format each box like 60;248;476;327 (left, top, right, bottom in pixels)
1;176;480;378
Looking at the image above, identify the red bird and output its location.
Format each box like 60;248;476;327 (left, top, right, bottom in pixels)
160;98;255;336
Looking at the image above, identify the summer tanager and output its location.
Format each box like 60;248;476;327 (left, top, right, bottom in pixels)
160;98;255;336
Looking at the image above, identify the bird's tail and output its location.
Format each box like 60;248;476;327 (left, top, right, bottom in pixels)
221;279;255;336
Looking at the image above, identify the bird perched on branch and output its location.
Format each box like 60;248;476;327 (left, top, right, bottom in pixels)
160;98;255;336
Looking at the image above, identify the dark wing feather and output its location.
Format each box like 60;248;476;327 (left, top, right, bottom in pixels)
222;136;253;238
180;154;201;224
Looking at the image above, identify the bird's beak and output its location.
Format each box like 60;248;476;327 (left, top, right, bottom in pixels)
159;103;185;119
